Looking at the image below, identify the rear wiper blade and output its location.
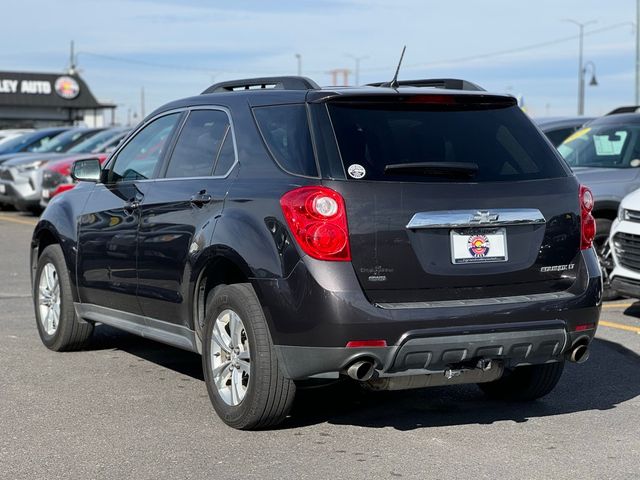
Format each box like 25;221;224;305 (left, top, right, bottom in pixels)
384;162;479;178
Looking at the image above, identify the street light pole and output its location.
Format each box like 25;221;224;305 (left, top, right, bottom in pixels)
636;0;640;104
295;54;302;76
564;19;597;115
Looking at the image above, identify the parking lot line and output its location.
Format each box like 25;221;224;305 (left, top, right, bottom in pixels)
0;214;37;226
600;320;640;334
601;303;634;309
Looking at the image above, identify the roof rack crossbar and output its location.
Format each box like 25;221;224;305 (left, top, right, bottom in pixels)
202;76;320;94
367;78;485;92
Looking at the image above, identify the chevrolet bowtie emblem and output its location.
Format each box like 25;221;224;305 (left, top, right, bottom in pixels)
470;211;500;223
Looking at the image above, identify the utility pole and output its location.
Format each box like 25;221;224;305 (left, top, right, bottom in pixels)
636;0;640;104
295;53;302;76
140;87;145;119
564;19;597;115
346;54;368;86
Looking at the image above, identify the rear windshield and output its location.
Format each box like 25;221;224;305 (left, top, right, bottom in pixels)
327;103;567;182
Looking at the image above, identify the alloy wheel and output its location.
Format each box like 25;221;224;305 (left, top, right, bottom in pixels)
38;263;60;335
210;309;251;406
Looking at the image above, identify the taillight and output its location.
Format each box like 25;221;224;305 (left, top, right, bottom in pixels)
280;186;351;261
580;185;596;250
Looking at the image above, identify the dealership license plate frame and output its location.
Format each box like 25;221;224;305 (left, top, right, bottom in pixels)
450;227;508;264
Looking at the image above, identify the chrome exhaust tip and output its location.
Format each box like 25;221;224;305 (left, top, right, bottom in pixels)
346;360;375;382
568;343;590;364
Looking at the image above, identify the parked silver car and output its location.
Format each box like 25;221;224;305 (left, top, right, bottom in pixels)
0;128;104;212
557;110;640;298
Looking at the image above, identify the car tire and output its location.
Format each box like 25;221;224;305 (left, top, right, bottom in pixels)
477;361;564;401
34;244;93;351
594;218;619;301
202;283;296;430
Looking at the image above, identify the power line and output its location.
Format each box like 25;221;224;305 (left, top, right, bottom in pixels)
76;51;219;74
362;22;635;73
74;22;633;77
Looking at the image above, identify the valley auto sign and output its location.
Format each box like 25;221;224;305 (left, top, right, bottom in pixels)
0;76;80;99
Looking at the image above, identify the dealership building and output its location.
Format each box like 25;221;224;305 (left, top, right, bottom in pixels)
0;71;115;128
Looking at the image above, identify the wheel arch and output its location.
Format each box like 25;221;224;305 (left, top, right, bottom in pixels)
31;223;63;286
192;250;253;341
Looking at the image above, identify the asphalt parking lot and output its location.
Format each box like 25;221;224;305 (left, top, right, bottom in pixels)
1;211;639;480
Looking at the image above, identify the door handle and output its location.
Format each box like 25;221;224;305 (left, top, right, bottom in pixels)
190;190;212;207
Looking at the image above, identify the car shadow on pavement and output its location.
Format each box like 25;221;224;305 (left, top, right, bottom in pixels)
622;302;640;317
285;337;640;430
88;326;640;431
90;324;204;381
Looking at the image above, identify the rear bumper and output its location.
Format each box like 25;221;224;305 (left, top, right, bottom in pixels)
254;249;601;380
276;321;582;379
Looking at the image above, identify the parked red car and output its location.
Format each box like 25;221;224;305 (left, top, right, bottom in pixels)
40;154;108;207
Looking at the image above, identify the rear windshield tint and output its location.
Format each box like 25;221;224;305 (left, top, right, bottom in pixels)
327;103;567;182
253;104;318;177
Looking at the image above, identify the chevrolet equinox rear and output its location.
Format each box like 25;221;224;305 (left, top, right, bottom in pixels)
31;76;602;430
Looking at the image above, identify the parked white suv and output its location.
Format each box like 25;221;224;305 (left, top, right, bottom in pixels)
610;189;640;298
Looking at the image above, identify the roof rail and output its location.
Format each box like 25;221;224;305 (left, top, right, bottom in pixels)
202;76;320;94
367;78;485;92
606;106;640;115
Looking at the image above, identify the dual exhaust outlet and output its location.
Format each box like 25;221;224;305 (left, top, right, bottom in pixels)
345;339;590;383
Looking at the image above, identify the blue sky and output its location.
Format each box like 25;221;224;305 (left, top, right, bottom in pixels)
1;0;637;123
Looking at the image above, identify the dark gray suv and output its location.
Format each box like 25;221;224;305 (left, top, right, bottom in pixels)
31;77;601;429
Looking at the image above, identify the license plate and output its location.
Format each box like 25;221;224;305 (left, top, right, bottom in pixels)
450;228;508;264
0;184;5;194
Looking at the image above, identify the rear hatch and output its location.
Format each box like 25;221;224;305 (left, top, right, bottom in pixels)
312;92;581;303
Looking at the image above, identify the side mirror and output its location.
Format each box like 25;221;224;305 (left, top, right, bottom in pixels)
71;158;102;182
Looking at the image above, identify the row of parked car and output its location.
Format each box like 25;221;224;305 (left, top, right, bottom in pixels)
0;126;130;213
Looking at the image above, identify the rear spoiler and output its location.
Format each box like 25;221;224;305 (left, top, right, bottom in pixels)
606;106;640;115
367;78;485;92
310;92;517;107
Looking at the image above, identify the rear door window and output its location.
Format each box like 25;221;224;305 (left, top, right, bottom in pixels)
253;104;318;177
165;109;231;178
326;102;567;182
212;130;236;176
